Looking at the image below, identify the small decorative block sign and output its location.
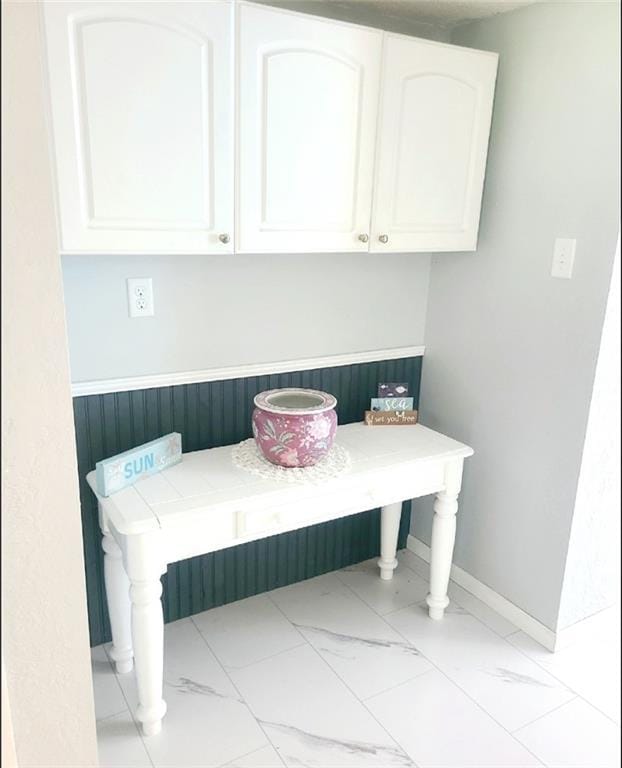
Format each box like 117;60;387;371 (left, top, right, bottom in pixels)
378;382;409;397
365;410;419;426
96;433;182;497
371;397;414;412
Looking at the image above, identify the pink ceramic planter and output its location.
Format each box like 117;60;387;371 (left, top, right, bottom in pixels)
252;388;338;468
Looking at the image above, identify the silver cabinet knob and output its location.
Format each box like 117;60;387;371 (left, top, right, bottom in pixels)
219;233;230;244
358;233;369;243
378;234;389;244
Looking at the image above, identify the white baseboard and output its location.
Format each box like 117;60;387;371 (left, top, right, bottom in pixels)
71;345;425;397
406;534;558;651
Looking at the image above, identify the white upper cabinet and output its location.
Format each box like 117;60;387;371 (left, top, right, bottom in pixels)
43;2;498;256
43;2;234;254
371;35;498;252
236;2;382;253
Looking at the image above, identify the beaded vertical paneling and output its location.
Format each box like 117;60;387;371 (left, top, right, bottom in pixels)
73;356;422;646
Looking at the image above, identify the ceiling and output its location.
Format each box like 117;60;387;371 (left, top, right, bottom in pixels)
277;0;540;28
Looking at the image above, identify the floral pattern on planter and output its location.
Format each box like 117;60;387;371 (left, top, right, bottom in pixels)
252;388;338;468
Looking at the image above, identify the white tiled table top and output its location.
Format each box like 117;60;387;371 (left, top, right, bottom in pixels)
93;550;621;768
88;423;473;536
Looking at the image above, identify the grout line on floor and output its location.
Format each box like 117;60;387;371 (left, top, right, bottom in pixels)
214;640;308;673
334;565;553;765
92;646;132;723
332;561;426;618
503;630;622;727
189;615;287;768
448;588;522;639
510;694;580;735
264;592;423;768
219;744;281;768
334;556;429;617
94;707;133;724
336;557;523;654
326;568;549;764
401;550;525;640
359;666;438;704
101;643;157;768
383;613;550;767
442;580;523;639
93;563;619;767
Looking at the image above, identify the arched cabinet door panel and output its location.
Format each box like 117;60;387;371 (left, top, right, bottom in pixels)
236;2;382;253
371;35;498;253
43;2;233;254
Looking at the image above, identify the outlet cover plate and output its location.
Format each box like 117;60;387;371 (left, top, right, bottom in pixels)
127;277;154;317
552;238;576;279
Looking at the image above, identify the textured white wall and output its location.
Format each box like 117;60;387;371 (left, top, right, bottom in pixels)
557;236;620;630
2;658;18;768
249;0;452;40
1;2;98;764
411;1;620;631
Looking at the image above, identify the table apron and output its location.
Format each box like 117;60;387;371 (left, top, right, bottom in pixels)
159;458;448;565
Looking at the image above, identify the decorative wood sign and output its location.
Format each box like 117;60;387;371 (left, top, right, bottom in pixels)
378;382;409;397
365;410;419;426
371;397;414;412
96;432;182;497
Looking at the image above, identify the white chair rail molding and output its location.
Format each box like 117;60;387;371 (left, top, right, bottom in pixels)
42;0;498;255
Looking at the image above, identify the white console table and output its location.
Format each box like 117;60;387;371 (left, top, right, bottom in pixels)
87;422;473;736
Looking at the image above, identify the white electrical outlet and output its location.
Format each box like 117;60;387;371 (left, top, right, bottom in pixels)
551;238;576;279
127;278;154;317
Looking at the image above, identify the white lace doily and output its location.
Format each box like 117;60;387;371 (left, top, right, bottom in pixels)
231;438;351;484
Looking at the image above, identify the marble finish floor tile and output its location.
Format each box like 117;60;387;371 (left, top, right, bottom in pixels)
514;697;621;767
386;601;575;732
192;593;305;669
269;573;431;699
96;713;153;768
92;646;129;721
93;563;619;768
507;629;621;723
229;644;413;767
113;618;269;767
336;556;429;615
366;669;543;767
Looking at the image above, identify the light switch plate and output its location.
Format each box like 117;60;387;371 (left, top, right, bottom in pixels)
552;238;576;279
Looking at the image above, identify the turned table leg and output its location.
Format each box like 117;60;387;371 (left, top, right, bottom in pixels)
130;575;167;736
426;459;464;620
102;533;133;674
123;531;167;737
378;502;402;580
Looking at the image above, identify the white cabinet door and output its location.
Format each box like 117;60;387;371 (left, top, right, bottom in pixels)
43;2;233;254
236;2;382;253
371;35;498;253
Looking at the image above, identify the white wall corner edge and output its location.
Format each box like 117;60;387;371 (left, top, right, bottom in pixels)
406;534;558;652
71;345;426;397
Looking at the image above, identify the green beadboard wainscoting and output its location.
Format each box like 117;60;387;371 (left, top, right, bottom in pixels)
73;356;422;646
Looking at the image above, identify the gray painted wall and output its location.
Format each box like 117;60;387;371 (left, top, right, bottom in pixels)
411;1;620;631
63;253;430;382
